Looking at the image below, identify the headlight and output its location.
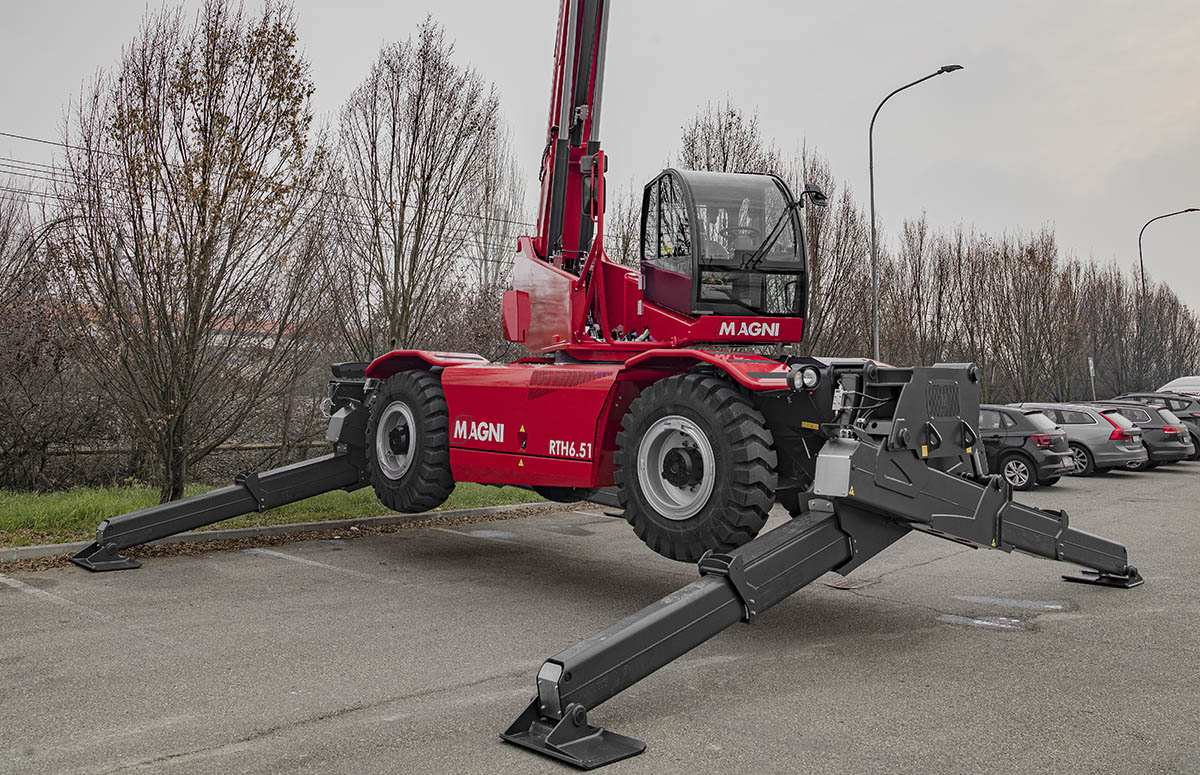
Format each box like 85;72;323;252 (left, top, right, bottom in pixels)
788;364;822;392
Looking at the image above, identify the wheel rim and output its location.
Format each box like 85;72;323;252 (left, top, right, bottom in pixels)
376;401;416;480
1003;458;1030;487
636;415;716;520
1071;446;1088;474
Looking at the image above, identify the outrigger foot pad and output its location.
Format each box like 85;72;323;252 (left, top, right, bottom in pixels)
501;698;645;770
1062;566;1144;589
70;542;142;572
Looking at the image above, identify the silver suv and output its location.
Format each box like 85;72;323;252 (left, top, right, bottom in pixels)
1010;403;1147;476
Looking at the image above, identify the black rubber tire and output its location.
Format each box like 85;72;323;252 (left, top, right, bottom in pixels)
1190;434;1200;461
615;374;777;562
1068;443;1095;477
998;452;1036;491
365;371;454;513
1037;475;1061;486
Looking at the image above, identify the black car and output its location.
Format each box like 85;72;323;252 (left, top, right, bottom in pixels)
1092;400;1195;469
1114;391;1200;460
979;404;1073;490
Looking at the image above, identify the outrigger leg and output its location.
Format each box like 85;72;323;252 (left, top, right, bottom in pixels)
71;384;371;571
503;418;1141;768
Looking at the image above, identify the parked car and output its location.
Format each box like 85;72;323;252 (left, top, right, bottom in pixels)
1158;376;1200;397
1114;391;1200;460
1091;400;1196;469
1010;402;1147;475
978;404;1073;490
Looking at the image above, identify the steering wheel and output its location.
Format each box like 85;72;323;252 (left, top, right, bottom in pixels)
718;226;761;242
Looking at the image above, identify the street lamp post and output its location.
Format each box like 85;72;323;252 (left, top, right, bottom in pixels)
1136;207;1199;387
868;64;963;361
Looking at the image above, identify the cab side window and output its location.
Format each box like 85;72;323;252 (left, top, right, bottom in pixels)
641;183;658;261
979;410;1001;431
658;176;691;261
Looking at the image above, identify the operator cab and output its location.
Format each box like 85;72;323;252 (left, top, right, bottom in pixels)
640;170;812;319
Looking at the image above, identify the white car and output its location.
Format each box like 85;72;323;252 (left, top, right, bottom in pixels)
1158;376;1200;397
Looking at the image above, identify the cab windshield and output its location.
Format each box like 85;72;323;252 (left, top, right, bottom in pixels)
678;171;799;268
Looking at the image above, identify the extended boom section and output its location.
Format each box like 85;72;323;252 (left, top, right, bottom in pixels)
503;362;1141;769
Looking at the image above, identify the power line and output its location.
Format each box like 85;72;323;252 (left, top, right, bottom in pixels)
0;156;525;266
0;128;537;229
0;184;519;268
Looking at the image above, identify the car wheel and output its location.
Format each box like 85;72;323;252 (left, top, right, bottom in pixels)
999;453;1035;491
1037;475;1061;486
1190;434;1200;461
1068;443;1094;476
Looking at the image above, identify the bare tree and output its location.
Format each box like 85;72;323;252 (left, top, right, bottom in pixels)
56;0;329;501
465;123;525;290
679;100;780;173
604;178;642;267
781;151;873;357
326;18;503;359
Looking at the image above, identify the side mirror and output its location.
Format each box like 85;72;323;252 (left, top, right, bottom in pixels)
801;183;829;208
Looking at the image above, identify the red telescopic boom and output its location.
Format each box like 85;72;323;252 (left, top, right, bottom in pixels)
532;0;610;270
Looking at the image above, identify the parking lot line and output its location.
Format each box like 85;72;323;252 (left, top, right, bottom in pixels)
241;547;407;583
0;572;176;646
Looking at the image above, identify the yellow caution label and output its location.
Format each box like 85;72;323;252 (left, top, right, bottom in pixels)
518;459;524;467
991;538;997;547
966;446;972;454
848;485;855;496
921;444;929;458
801;421;819;430
519;425;526;433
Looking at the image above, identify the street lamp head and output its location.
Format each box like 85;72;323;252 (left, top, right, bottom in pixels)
938;64;964;74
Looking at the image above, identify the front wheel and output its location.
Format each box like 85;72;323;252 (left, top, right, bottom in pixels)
615;374;778;562
365;370;455;513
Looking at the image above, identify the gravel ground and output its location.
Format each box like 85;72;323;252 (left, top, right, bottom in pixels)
2;464;1198;774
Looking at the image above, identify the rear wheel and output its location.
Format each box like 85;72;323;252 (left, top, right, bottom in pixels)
1069;443;1095;476
998;452;1035;491
1190;434;1200;461
366;371;454;513
1037;475;1061;486
615;374;777;562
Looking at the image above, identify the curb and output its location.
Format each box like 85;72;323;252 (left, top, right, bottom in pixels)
0;502;557;562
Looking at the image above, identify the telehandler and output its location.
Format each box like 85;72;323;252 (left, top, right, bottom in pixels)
72;0;1142;767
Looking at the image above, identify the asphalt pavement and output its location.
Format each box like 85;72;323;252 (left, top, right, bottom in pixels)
3;463;1198;774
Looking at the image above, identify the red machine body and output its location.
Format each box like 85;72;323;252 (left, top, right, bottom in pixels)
365;0;808;490
365;349;794;488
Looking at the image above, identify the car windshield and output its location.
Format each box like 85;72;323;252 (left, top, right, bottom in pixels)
1025;411;1058;432
1159;408;1183;425
677;171;798;265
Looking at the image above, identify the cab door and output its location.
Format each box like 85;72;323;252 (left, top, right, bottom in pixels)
640;172;694;314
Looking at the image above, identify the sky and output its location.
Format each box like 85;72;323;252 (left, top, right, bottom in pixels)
2;0;1198;307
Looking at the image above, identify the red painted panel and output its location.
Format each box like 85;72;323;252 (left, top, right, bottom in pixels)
449;448;594;487
442;362;624;486
365;350;487;379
